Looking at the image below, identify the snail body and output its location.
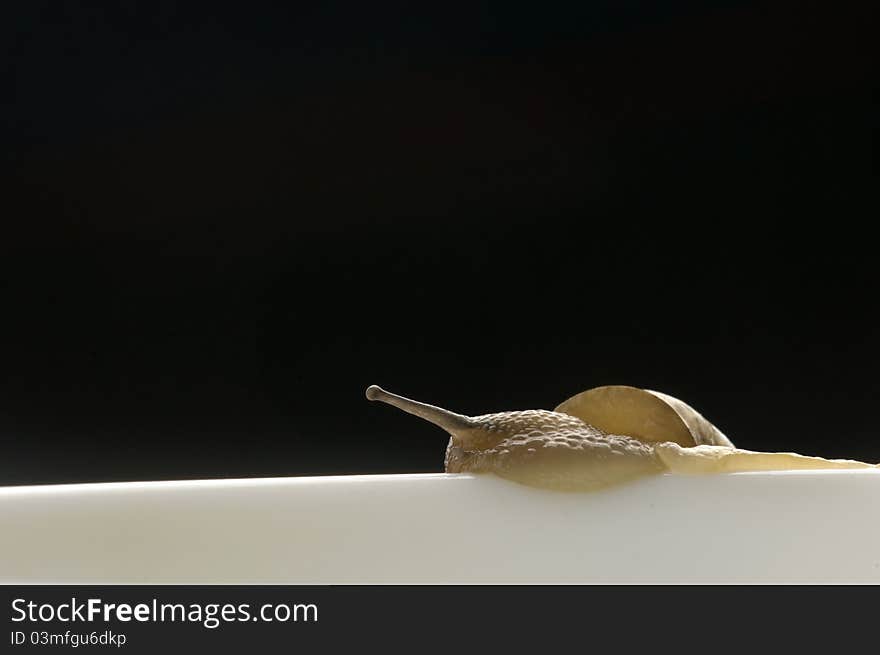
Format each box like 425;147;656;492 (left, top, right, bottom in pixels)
366;384;877;492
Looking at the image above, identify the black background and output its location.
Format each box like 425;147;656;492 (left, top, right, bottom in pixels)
2;1;875;485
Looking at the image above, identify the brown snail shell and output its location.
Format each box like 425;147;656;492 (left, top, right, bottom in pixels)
553;385;732;448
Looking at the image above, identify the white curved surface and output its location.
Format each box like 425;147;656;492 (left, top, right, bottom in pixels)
1;471;878;583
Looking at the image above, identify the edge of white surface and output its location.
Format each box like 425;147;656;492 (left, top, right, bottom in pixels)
0;472;457;496
3;468;878;494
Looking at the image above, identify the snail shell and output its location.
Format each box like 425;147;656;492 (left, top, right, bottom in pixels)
553;384;732;448
366;385;877;492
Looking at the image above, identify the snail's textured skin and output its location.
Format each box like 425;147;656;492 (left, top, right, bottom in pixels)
445;410;664;491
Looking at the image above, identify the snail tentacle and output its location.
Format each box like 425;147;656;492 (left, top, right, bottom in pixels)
366;385;474;435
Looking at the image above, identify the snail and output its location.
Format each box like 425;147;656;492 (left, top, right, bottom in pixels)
366;384;878;491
